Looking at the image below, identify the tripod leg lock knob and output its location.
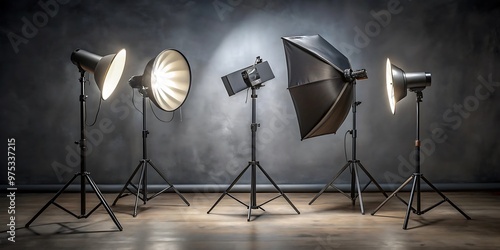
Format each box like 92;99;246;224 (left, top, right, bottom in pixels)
251;123;260;131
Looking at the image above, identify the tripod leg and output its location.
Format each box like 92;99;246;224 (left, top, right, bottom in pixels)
420;175;471;219
85;175;123;231
403;175;419;230
309;162;351;205
247;202;252;221
113;161;143;206
372;175;414;215
248;162;256;222
350;163;356;206
25;173;80;228
257;163;300;214
133;162;147;217
148;161;190;206
353;164;364;214
357;161;388;197
207;163;252;214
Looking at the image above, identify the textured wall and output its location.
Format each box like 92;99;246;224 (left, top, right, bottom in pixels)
1;0;499;188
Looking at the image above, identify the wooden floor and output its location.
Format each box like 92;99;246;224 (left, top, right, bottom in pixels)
1;191;499;249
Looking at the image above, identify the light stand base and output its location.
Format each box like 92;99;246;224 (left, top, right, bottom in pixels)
371;172;471;229
26;71;121;231
309;83;387;214
309;160;387;214
372;90;470;229
113;159;190;217
25;172;123;231
208;86;299;221
207;161;300;221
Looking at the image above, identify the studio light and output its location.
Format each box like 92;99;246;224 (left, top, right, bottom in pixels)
113;49;191;217
26;48;126;231
386;58;431;114
221;56;275;96
71;48;126;100
208;57;300;221
282;34;387;214
143;49;191;111
372;58;470;229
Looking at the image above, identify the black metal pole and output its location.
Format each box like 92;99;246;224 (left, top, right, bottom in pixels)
350;83;357;205
250;87;258;209
416;92;422;213
403;91;423;229
142;91;149;203
79;71;87;216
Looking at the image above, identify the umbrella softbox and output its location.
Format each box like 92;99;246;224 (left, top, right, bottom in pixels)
282;34;354;140
282;35;386;215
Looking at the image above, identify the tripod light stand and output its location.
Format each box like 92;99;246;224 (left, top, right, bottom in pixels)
371;58;471;229
282;35;387;214
309;75;388;214
113;49;191;217
26;48;127;230
208;57;300;221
